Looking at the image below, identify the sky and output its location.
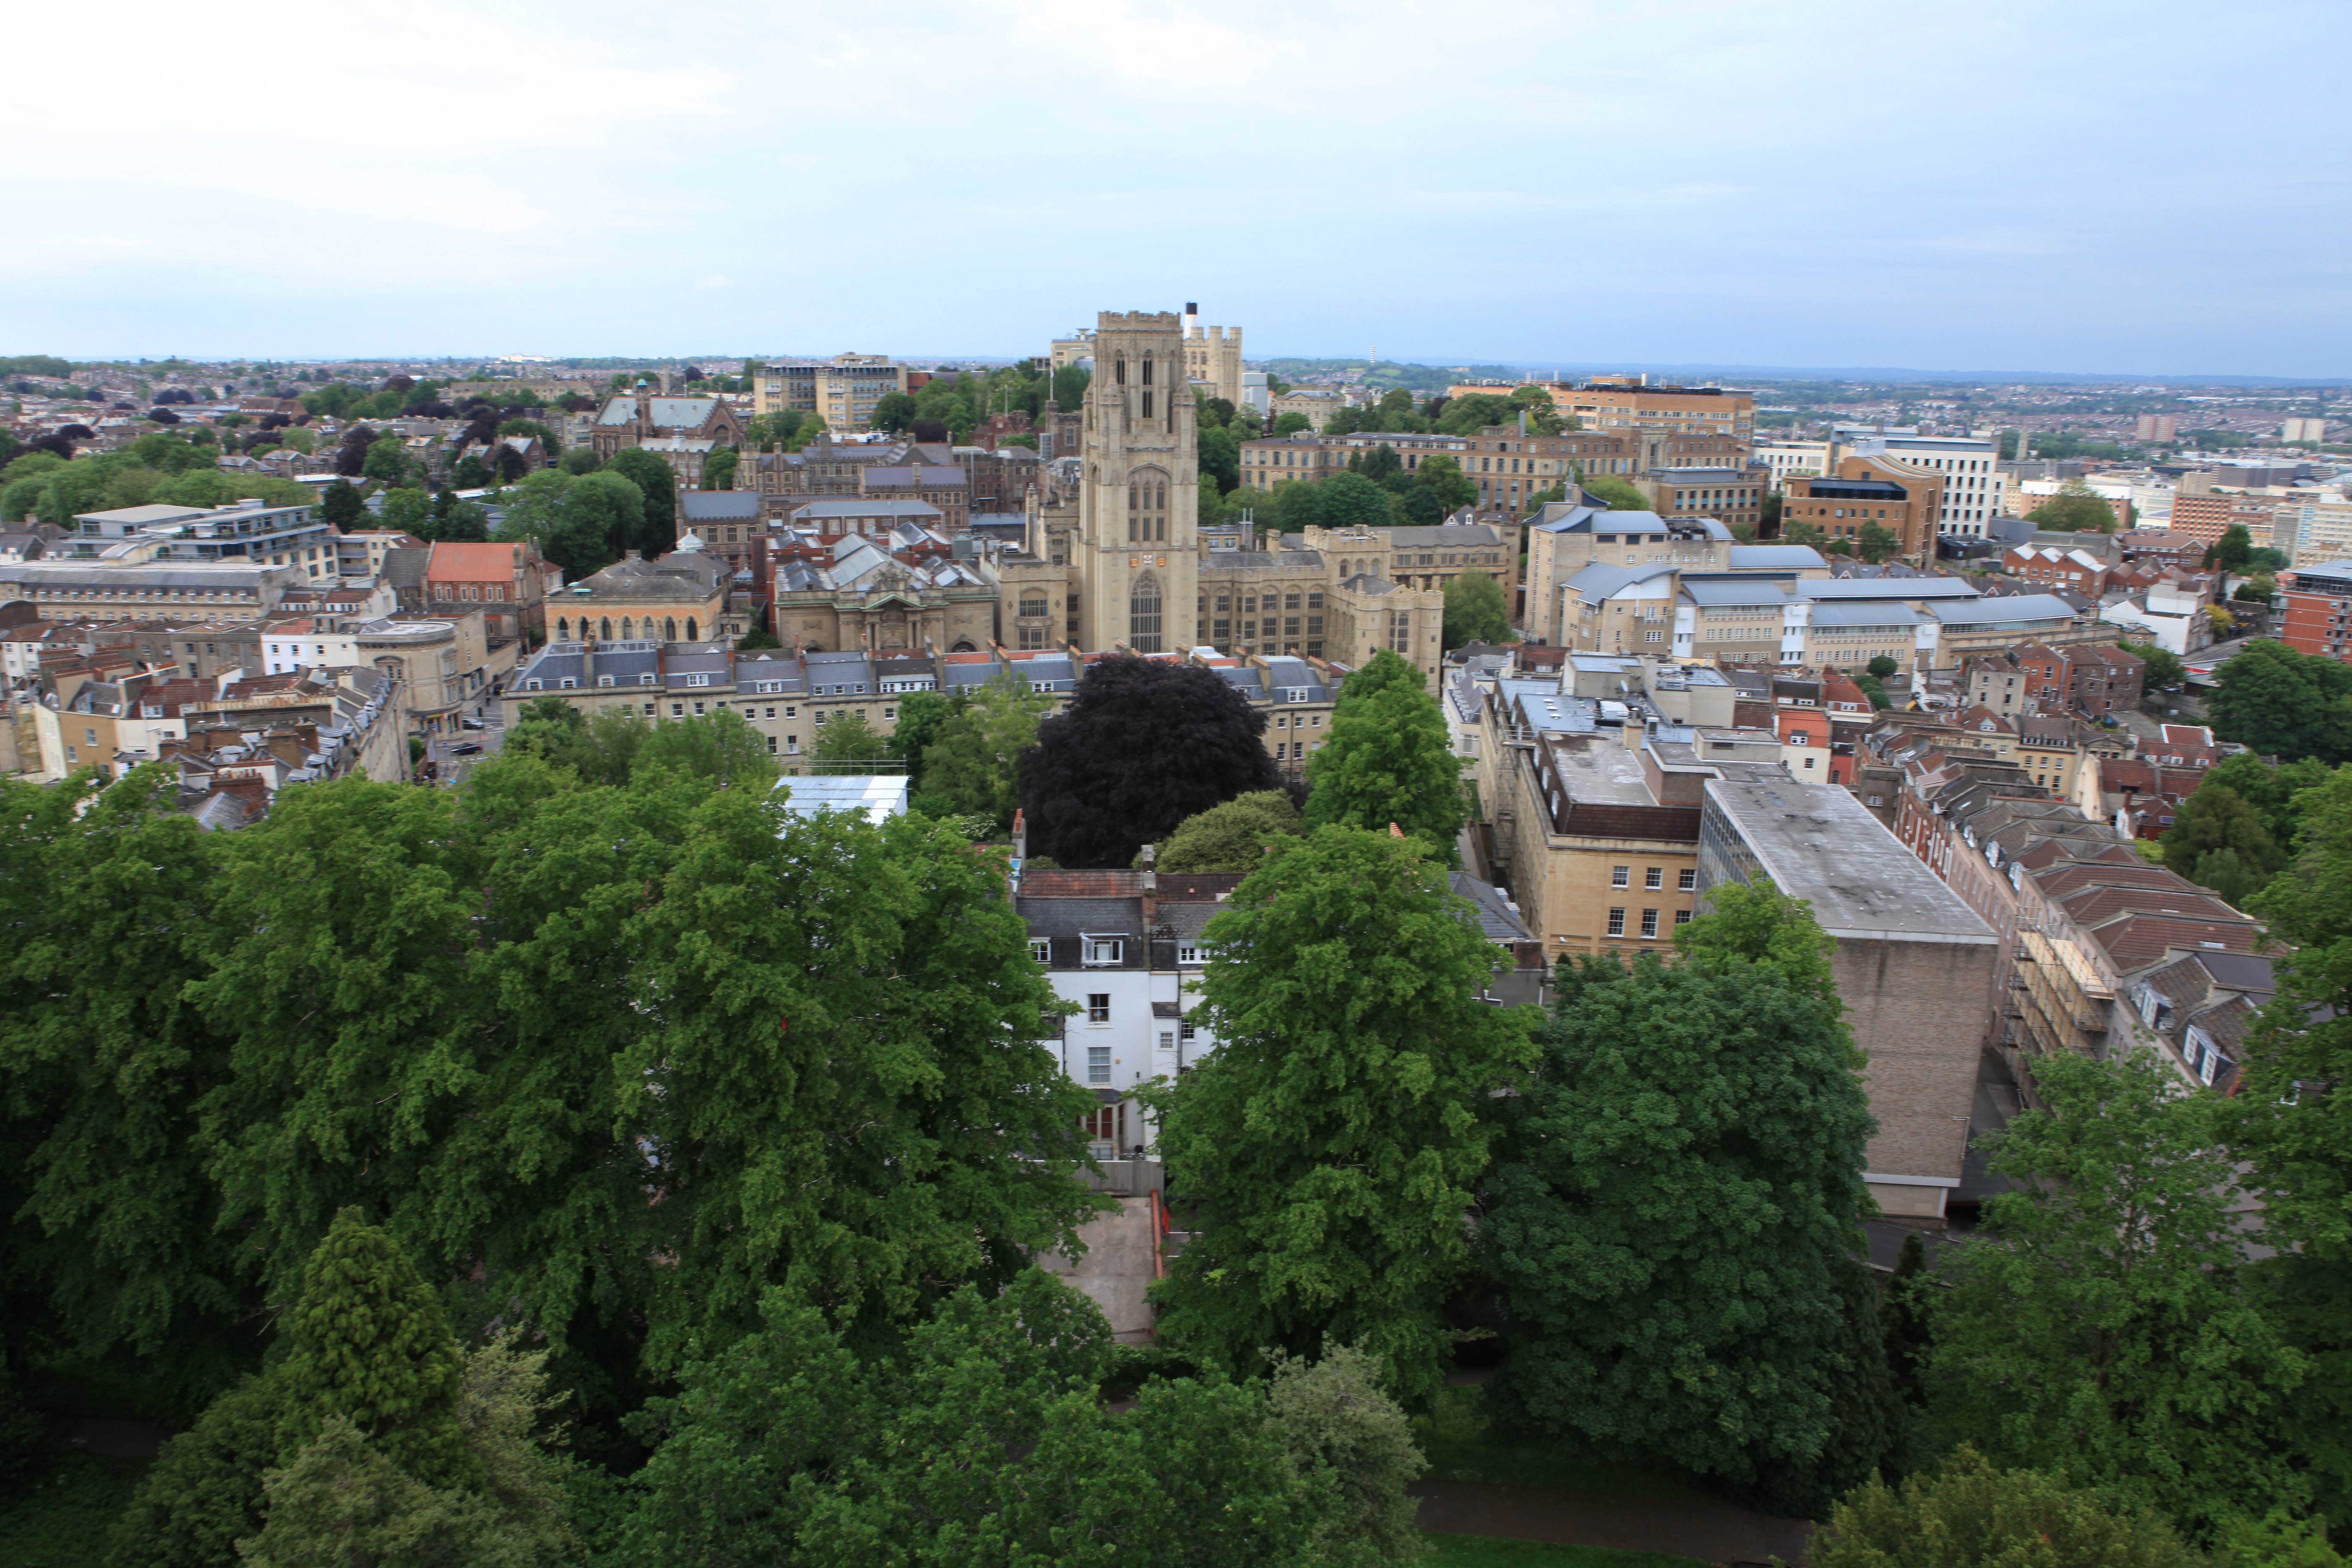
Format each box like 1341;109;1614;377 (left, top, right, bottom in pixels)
8;0;2349;377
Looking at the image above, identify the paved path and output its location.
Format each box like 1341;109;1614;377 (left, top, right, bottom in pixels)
1039;1196;1158;1344
1410;1479;1814;1566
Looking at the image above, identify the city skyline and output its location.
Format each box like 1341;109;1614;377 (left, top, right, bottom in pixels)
6;0;2347;375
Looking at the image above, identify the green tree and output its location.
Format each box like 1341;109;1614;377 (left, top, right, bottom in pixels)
870;390;919;433
699;446;738;490
602;445;677;556
2162;781;2287;885
319;477;366;529
2028;479;2120;532
377;485;432;539
809;709;886;769
623;1270;1343;1568
1271;411;1313;438
186;767;1101;1388
451;453;492;490
2197;753;2334;858
637;707;779;789
1415;454;1478;513
1435;393;1517;435
2119;639;2183;691
106;1375;289;1568
887;688;967;795
1854;673;1893;709
361;433;408;486
1866;655;1900;679
1810;1447;2200;1568
1149;827;1536;1405
921;675;1052;831
558;446;601;475
277;1207;477;1491
2241;766;2352;1529
2208;640;2352;763
735;624;782;650
1582;475;1649;512
1441;571;1512;650
1483;939;1881;1506
0;768;248;1398
1319;469;1395;530
1302;673;1465;864
1266;1342;1428;1563
1856;521;1900;563
1921;1049;2315;1540
2208;523;2256;571
1152;789;1302;873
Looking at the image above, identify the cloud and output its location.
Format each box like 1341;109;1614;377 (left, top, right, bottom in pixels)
2;0;2347;372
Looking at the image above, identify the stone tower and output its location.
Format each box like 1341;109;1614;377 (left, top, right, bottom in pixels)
1076;310;1197;654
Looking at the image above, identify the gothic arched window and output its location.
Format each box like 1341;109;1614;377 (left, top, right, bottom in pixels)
621;617;634;640
1141;356;1154;385
686;619;699;642
665;617;678;640
600;617;613;640
1114;358;1127;386
556;616;569;640
1129;573;1163;654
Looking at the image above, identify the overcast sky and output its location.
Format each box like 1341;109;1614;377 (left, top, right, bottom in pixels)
9;0;2346;376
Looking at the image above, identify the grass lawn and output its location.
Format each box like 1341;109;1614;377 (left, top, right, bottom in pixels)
0;1445;151;1568
1413;1385;1717;1501
1426;1534;1709;1568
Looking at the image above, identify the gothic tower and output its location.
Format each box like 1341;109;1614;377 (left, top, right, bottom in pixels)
1076;310;1198;654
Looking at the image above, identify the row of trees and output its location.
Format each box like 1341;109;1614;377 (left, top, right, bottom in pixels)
1;746;1106;1441
0;432;315;524
2208;639;2352;764
101;1206;1426;1566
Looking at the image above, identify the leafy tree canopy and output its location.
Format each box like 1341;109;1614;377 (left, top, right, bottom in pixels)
1150;789;1301;873
1920;1048;2316;1540
1483;944;1879;1500
1150;826;1535;1405
1302;670;1465;864
2028;478;2120;532
1811;1447;2200;1568
1019;655;1280;867
1442;571;1512;650
2208;640;2352;763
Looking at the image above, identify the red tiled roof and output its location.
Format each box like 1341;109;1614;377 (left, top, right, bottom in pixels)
426;542;524;582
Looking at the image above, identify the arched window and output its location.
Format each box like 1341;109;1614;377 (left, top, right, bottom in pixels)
665;617;678;640
621;617;634;640
686;619;699;642
1114;358;1126;386
600;617;613;640
556;616;569;640
1129;573;1163;654
1141;356;1154;385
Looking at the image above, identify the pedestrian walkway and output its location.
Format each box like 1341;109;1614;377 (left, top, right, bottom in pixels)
1411;1478;1813;1565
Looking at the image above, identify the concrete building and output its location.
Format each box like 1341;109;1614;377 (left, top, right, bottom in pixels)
1696;777;1999;1219
1782;462;1945;560
2279;560;2352;663
1179;304;1244;405
748;353;908;431
589;392;746;463
547;542;734;647
1467;380;1755;444
0;556;307;622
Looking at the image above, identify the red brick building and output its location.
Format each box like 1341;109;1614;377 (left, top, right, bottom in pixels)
2168;492;2275;549
424;541;557;639
2280;562;2352;663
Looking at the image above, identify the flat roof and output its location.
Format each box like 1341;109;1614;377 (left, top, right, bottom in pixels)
773;773;908;821
1703;778;1996;944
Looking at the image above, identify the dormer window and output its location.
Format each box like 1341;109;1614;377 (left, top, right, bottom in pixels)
1081;935;1124;967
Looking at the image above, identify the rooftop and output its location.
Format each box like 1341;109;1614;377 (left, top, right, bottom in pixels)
1702;778;1999;945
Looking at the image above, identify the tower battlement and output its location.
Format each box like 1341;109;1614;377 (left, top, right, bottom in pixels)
1096;310;1182;332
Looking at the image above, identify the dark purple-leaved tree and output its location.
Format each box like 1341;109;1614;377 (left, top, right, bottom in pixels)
1019;655;1280;867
